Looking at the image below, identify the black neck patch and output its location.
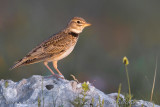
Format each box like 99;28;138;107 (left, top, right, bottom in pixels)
68;32;79;37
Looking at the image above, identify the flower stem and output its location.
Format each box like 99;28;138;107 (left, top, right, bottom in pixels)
125;65;131;107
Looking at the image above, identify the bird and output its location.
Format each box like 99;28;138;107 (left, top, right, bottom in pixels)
10;17;91;78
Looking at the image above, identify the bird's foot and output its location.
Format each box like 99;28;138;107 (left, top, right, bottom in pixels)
56;74;65;79
48;74;65;79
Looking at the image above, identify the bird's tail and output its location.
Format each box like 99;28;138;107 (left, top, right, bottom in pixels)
10;59;26;70
10;56;45;70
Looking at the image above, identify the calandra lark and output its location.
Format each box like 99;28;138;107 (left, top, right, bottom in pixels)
10;17;91;78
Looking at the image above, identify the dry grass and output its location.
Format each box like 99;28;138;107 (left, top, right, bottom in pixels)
150;56;158;102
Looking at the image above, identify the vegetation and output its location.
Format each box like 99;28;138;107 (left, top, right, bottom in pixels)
123;56;132;107
70;82;90;107
115;56;157;106
150;56;158;102
38;96;41;107
4;81;8;88
117;94;136;107
71;81;105;107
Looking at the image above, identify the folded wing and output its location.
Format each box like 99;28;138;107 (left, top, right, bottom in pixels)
10;32;72;70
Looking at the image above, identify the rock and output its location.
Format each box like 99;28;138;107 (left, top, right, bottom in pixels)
0;75;159;107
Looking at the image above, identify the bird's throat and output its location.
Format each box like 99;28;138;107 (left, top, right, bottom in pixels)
68;32;79;37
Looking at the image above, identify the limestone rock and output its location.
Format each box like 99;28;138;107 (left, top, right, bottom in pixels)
0;75;159;107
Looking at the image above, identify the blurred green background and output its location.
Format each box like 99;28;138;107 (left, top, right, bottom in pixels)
0;0;160;104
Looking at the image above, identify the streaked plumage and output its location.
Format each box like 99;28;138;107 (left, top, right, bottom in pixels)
10;17;91;78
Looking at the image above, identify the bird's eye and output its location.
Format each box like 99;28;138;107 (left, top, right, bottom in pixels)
77;21;80;24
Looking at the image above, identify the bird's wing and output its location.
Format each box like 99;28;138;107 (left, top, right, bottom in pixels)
10;32;72;69
27;32;72;59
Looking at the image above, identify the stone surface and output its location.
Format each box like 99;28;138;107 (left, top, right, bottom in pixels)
0;75;159;107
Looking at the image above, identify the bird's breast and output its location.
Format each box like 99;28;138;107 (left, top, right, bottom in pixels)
53;45;75;61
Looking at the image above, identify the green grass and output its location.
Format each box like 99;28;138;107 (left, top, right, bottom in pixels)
4;81;8;88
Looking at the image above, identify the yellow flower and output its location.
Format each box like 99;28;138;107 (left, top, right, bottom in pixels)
82;82;89;92
123;56;129;65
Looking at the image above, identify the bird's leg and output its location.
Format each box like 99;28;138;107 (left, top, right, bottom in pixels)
44;62;63;79
53;61;63;76
44;62;55;75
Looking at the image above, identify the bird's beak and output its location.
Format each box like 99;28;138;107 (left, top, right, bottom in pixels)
84;23;91;27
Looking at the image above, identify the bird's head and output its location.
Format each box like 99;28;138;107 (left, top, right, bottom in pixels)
67;17;91;34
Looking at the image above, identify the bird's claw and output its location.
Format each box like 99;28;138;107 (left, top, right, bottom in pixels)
48;74;65;79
